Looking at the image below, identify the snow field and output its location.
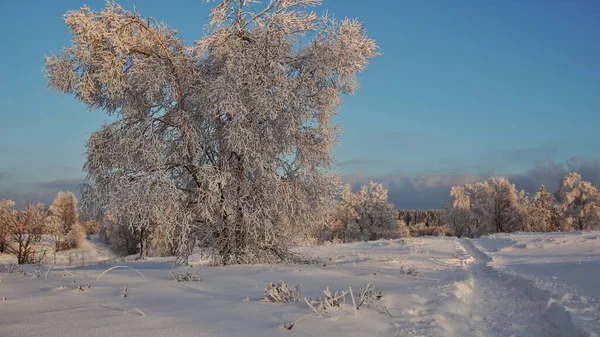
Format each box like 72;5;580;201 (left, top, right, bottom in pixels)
1;232;598;337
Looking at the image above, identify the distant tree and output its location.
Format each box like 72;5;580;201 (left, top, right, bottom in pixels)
398;209;444;235
395;219;411;238
45;0;377;265
6;203;47;264
332;182;397;242
485;177;522;234
528;185;559;232
332;184;361;242
460;181;490;235
449;177;525;236
443;186;473;238
48;192;78;235
514;190;531;232
354;181;397;241
81;220;100;235
555;172;600;231
0;199;16;253
66;223;86;249
45;215;65;252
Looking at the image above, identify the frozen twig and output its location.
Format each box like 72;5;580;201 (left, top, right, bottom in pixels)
96;266;145;281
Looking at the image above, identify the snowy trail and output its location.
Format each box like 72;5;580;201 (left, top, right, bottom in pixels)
457;239;562;337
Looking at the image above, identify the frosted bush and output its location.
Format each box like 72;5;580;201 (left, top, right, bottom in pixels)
263;281;300;303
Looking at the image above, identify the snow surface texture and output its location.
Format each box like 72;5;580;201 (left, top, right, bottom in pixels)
0;233;598;337
471;232;600;337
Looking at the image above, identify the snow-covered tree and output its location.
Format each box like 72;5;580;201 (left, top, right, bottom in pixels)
81;220;100;235
483;177;522;234
45;1;377;264
443;186;473;238
331;183;361;242
395;219;410;238
67;223;86;249
6;203;48;264
461;181;490;235
355;181;398;240
0;199;16;253
332;182;397;242
514;189;531;232
45;215;65;252
448;177;526;236
528;185;558;232
554;172;600;231
48;192;79;235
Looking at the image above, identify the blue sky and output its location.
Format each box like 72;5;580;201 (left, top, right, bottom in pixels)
0;0;599;208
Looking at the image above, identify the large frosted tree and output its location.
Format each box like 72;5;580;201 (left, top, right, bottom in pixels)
45;0;377;264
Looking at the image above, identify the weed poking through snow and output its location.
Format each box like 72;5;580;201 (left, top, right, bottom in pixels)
170;271;200;282
1;264;24;274
263;281;301;303
283;283;395;330
400;266;423;277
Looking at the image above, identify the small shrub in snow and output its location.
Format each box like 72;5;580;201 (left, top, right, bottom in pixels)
357;283;384;309
400;266;422;277
263;281;300;303
284;283;396;330
1;264;24;274
170;271;200;282
410;247;426;255
357;283;393;316
312;287;349;310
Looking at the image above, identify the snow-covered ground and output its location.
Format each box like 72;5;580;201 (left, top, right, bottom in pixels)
471;231;600;337
0;233;598;337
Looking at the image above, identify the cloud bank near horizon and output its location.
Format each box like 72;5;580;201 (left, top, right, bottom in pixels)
1;157;600;210
342;157;600;209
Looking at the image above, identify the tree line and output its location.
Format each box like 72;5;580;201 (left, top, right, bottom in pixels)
443;172;600;237
0;192;93;264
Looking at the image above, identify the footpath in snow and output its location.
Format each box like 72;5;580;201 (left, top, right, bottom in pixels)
470;232;600;337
